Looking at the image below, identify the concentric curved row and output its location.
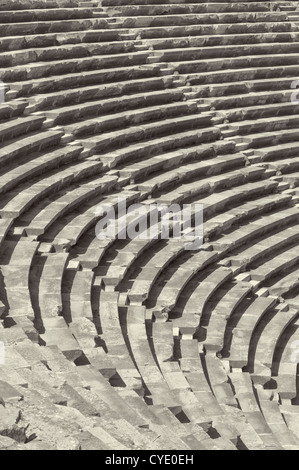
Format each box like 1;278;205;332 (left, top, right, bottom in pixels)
1;0;299;451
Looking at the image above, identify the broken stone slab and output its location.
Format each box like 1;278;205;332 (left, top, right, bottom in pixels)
0;381;23;403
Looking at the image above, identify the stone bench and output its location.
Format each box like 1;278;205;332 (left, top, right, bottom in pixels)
257;141;299;163
28;76;172;113
141;31;299;51
168;54;299;77
69;364;149;428
113;12;288;29
203;281;253;353
39;316;83;362
275;325;299;400
228;296;278;368
150;250;221;321
80;112;211;153
181;353;239;441
25;174;117;237
0;99;27;121
267;157;299;175
174;267;233;329
103;3;272;17
253;306;299;382
229;223;299;270
205;354;238;408
212;206;299;255
11;63;160;96
0;239;40;315
96;126;218;169
226;114;299;139
1;40;141;68
179;64;299;91
0;115;44;143
51;190;140;251
0;51;151;82
128;239;187;305
245;128;299;150
0;18;109;37
0;159;103;219
199;179;278;221
202;89;293;111
38;252;69;319
136;21;293;40
66;270;94;322
89;290;144;392
229;371;283;449
0;145;83;196
204;192;291;241
268;266;299;298
0;8;93;23
156;166;265;205
192;76;295;103
0;129;64;168
126;322;181;412
122;140;236;186
137;150;244;194
149;42;299;65
0;0;80;9
249;244;299;283
66;100;198;139
256;387;299;449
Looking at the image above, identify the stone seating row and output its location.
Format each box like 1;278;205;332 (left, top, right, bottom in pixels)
97;12;289;30
66;100;200;140
0;8;94;23
0;51;151;82
94;126;219;169
0;115;45;144
0;0;80;10
0;159;103;219
2;30;298;57
0;145;83;196
11;64;161;97
25;75;173;112
229;371;286;449
1;40;142;68
102;3;274;17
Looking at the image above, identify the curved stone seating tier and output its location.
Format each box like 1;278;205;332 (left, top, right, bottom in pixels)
266;266;299;299
27;76;176;114
250;306;299;382
2;0;299;450
24;174;118;237
140;32;299;50
0;8;95;23
228;223;299;269
228;371;285;450
102;3;273;16
149;43;299;65
10;64;161;97
200;281;253;353
181;64;299;92
95;13;289;29
271;322;299;401
256;386;299;450
2;41;148;69
0;145;84;197
0;238;40;316
0;51;151;82
0;0;80;9
0;159;104;220
130;21;294;40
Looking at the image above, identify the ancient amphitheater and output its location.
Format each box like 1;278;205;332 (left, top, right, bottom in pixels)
2;0;299;451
